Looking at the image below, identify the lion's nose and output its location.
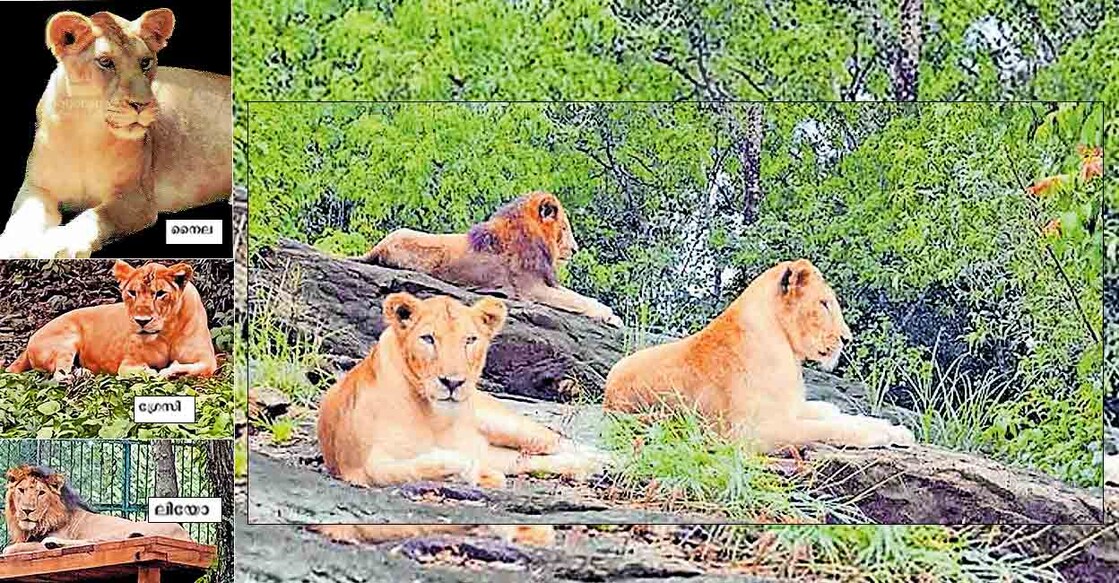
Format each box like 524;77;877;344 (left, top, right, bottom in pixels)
128;99;152;113
438;377;465;394
134;316;152;328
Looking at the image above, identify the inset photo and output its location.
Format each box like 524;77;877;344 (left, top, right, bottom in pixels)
0;439;232;583
244;101;1103;527
0;259;234;439
0;1;232;259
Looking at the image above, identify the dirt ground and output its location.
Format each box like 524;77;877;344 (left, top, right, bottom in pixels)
0;259;233;361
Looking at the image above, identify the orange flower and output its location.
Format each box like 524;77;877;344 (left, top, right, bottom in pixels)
1079;145;1102;182
1041;218;1061;238
1026;174;1067;196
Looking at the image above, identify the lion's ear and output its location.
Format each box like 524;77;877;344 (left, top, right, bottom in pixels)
779;259;815;295
538;200;559;222
167;263;194;288
46;12;94;59
136;8;175;53
472;297;507;336
6;466;30;484
113;260;135;283
383;293;422;331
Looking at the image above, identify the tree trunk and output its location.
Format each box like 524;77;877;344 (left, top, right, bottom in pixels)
152;441;179;498
739;104;764;223
893;0;923;101
206;440;234;583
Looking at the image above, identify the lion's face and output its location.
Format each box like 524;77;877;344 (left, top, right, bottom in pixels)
45;9;175;140
525;191;577;264
776;259;852;371
5;468;66;539
382;292;507;413
113;261;194;336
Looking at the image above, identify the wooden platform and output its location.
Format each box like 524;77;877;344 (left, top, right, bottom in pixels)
0;536;215;582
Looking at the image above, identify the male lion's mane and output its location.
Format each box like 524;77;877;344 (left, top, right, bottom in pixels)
5;465;93;543
463;194;557;287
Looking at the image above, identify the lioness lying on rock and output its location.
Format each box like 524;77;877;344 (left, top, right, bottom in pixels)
318;292;605;488
605;259;915;451
0;8;231;258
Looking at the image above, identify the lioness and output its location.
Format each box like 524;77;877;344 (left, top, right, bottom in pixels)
361;191;622;327
318;292;604;488
604;259;915;450
0;8;231;258
5;260;217;380
3;465;190;555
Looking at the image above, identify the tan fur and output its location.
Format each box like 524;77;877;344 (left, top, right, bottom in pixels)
604;259;915;451
312;524;556;547
0;9;231;258
3;466;189;556
317;292;604;488
5;261;217;380
361;192;622;326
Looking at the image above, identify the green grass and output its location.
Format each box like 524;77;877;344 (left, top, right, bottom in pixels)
243;267;337;443
699;524;1067;582
886;335;1104;488
602;408;1066;582
0;365;234;439
603;406;864;524
245;269;334;411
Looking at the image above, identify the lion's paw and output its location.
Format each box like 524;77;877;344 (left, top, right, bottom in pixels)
886;423;916;446
34;227;95;259
0;233;49;259
419;449;480;484
551;450;606;480
158;362;188;380
595;308;624;328
41;537;66;550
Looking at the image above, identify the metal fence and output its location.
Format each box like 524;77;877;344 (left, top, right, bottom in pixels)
0;439;218;546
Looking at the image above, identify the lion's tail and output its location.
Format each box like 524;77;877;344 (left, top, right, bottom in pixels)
4;351;30;374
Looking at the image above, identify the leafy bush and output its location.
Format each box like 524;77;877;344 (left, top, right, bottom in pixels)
0;366;234;439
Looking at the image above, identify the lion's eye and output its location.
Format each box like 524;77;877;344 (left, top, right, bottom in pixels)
96;57;115;69
420;334;435;346
128;290;137;298
155;290;167;299
140;57;153;71
465;335;478;346
821;301;830;311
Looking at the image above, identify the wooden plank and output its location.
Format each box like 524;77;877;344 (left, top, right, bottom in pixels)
0;537;215;582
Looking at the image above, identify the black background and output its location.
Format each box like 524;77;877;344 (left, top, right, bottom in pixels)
0;1;232;259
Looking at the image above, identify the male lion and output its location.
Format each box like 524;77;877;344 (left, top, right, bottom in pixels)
3;465;190;555
5;261;217;380
0;8;231;258
318;292;605;488
604;259;915;450
360;191;622;327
